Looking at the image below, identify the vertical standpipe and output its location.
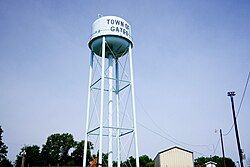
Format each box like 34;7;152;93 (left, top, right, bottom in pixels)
84;16;139;167
115;59;121;167
108;55;113;167
98;36;106;166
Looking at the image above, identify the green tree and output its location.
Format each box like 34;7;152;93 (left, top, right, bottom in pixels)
15;145;42;167
71;140;93;166
121;156;136;167
194;156;235;167
0;126;12;167
120;155;154;167
41;133;75;166
0;126;8;161
194;156;207;167
139;155;154;167
145;161;155;167
0;158;12;167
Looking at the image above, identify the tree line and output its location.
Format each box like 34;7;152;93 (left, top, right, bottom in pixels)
14;133;93;166
0;126;12;167
0;126;154;167
1;126;237;167
194;156;236;167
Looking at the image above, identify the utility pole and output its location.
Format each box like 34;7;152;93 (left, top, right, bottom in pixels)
220;129;226;167
227;91;244;167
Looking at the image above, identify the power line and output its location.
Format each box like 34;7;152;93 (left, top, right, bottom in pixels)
132;72;250;157
213;138;220;154
223;72;250;136
134;96;210;156
136;95;213;149
137;121;206;156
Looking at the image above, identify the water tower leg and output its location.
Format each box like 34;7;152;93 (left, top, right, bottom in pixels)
98;36;106;166
128;45;140;167
115;59;121;167
108;55;113;167
83;51;94;167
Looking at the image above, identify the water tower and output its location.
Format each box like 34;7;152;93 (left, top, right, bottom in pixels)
83;16;140;167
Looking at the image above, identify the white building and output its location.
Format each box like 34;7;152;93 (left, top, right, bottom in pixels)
154;146;194;167
205;161;217;167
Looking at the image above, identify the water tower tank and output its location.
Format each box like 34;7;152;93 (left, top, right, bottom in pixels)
88;16;133;58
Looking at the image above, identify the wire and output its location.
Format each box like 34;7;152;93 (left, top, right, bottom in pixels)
135;95;213;149
137;121;206;156
125;135;134;167
223;71;250;136
236;71;250;117
213;138;220;154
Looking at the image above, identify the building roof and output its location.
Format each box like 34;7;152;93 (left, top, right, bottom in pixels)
158;146;193;154
154;146;193;160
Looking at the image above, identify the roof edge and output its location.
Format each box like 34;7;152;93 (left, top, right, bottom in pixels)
154;146;193;160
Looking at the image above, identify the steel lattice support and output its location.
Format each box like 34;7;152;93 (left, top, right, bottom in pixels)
83;43;139;167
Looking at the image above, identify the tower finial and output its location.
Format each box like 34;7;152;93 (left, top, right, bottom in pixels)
98;14;103;18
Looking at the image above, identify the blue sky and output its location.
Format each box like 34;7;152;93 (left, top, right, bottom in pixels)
1;0;250;164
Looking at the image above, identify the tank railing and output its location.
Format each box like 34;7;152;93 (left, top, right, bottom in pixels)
89;28;110;40
88;29;133;43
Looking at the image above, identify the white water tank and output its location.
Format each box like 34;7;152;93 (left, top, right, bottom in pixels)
88;16;133;58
